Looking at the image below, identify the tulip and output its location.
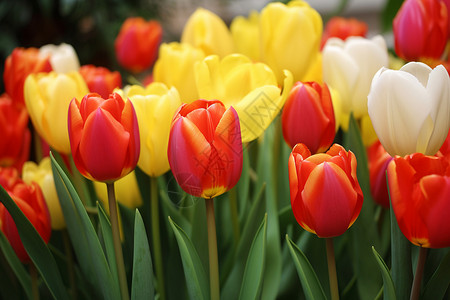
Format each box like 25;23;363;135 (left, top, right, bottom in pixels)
181;8;234;58
0;167;51;263
22;157;65;230
230;11;261;62
79;64;122;99
94;171;142;209
3;47;52;106
114;17;162;73
0;94;31;170
153;42;205;103
288;143;363;238
195;54;293;142
39;43;80;73
281;81;335;153
260;0;322;84
367;141;393;208
68;92;140;182
322;35;389;123
387;152;450;248
321;16;368;49
117;82;182;177
24;71;89;154
168;99;242;199
368;62;450;157
393;0;448;61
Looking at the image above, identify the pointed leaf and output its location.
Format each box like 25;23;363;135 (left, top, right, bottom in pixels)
372;246;397;300
422;249;450;300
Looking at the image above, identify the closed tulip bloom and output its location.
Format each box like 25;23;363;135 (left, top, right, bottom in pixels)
368;62;450;157
22;157;65;230
168;100;242;199
230;11;261;62
195;54;293;142
393;0;448;61
118;83;182;177
153;42;205;103
181;8;234;58
39;43;80;73
323;35;389;121
79;64;122;99
0;94;31;170
288;143;363;238
68;93;140;182
0;167;51;263
260;0;322;84
367;141;393;208
115;17;162;73
24;71;89;154
321;17;368;49
282;81;335;153
94;171;142;209
388;153;450;248
3;47;52;106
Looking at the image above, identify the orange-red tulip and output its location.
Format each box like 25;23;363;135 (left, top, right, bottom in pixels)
388;152;450;248
79;65;122;99
0;167;51;263
281;81;335;153
68;93;140;182
367;140;393;208
168;100;242;199
3;47;52;106
114;17;162;73
321;16;368;49
0;94;31;170
288;143;363;238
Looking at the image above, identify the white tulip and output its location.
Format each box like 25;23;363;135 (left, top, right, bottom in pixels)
39;43;80;73
367;62;450;156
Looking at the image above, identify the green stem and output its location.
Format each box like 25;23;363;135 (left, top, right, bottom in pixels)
410;247;427;300
30;263;39;300
62;230;77;300
151;177;166;300
326;238;339;300
206;198;220;300
107;182;129;300
229;188;240;246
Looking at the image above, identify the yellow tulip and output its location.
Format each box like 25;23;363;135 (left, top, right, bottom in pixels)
22;157;65;230
117;82;182;177
24;71;89;154
195;54;293;143
153;42;205;103
230;11;261;62
260;0;322;84
181;7;235;58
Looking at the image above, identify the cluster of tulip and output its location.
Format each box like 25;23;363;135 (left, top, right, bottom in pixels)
0;0;450;299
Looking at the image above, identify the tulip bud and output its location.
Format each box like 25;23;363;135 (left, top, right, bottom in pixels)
367;141;393;208
39;43;80;73
79;64;122;99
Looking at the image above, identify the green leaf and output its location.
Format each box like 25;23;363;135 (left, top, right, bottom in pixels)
50;153;120;300
239;214;268;300
372;247;397;300
131;210;154;300
0;230;32;299
0;185;69;300
97;202;119;286
286;234;327;300
422;249;450;299
168;216;209;300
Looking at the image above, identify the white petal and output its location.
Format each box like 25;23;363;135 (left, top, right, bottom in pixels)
400;62;432;88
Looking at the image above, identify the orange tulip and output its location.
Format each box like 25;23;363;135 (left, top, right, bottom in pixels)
0;167;51;263
367;140;393;208
288;143;363;238
281;81;335;153
68;93;140;182
79;65;122;99
388;152;450;248
114;17;162;73
168;100;242;199
321;17;368;49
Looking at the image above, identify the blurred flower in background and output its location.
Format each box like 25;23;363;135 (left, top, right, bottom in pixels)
367;140;392;208
321;16;368;49
39;43;80;73
79;64;122;99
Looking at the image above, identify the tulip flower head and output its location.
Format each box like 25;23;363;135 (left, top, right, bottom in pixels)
79;64;122;99
168;100;242;199
68;93;140;183
230;11;261;62
367;141;393;208
288;143;363;238
368;62;450;157
39;43;80;73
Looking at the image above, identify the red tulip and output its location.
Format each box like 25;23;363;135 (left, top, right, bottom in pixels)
3;47;52;106
393;0;448;61
388;152;450;248
281;81;335;153
0;94;31;170
114;17;162;73
0;167;51;263
367;140;393;208
79;65;122;99
288;143;363;238
168;99;242;199
321;16;368;49
68;93;140;182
